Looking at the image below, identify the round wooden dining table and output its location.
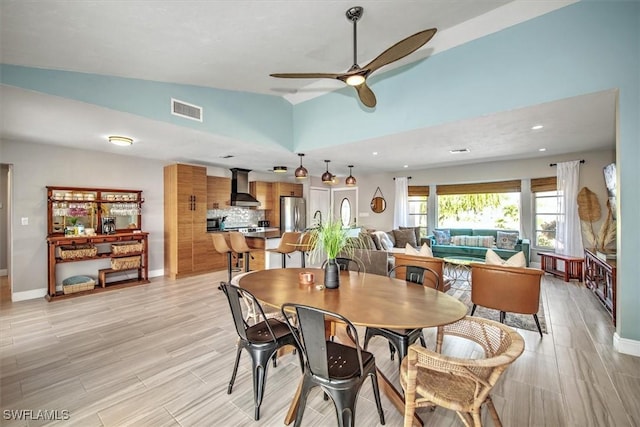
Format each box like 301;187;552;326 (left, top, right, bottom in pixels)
239;267;467;426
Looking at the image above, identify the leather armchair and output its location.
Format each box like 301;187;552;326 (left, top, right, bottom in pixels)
470;263;544;337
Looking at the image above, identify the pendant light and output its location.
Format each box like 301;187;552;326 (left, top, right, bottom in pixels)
321;160;333;183
345;165;357;186
295;153;308;179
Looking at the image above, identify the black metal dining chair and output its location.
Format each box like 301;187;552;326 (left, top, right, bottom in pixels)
321;257;363;272
364;265;440;366
221;282;304;421
281;303;385;427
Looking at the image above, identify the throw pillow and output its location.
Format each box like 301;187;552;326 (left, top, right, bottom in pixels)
485;248;526;267
451;235;494;248
358;232;376;250
405;243;434;257
433;229;451;245
400;226;421;246
393;229;417;248
373;231;394;251
496;231;519;250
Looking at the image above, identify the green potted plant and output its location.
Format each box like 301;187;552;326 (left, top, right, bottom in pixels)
308;218;359;288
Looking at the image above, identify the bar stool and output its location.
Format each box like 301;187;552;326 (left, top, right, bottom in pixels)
229;232;260;272
211;233;239;283
297;231;313;268
266;232;301;268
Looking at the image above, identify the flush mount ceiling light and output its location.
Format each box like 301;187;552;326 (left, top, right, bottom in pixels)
295;153;308;179
273;166;288;173
321;160;333;183
108;136;133;146
531;124;544;130
345;165;357;186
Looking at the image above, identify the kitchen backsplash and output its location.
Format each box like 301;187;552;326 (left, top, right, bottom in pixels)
207;207;265;228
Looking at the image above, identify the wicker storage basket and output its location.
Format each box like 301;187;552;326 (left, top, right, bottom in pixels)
59;244;97;260
111;242;143;255
62;275;96;294
111;255;141;270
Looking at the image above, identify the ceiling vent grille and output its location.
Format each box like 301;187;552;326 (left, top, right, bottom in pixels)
171;98;203;122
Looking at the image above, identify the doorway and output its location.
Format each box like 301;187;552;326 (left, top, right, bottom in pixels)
0;163;12;303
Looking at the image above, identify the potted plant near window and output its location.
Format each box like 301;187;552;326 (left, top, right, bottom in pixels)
308;218;359;289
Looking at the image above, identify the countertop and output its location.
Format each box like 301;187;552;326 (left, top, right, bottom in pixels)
207;229;282;239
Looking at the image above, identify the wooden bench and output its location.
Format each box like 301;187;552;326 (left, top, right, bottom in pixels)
539;252;584;282
98;267;143;287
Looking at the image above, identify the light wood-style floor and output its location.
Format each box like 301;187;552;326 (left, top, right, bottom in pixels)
1;271;639;426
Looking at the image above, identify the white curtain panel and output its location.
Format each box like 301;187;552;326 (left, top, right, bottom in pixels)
394;177;409;229
556;160;584;256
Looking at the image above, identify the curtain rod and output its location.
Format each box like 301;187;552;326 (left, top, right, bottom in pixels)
393;176;412;180
549;160;585;167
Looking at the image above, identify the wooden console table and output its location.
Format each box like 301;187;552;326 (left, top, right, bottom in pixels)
584;249;616;325
539;252;584;282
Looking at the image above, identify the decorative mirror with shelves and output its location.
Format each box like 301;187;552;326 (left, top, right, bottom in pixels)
47;186;143;236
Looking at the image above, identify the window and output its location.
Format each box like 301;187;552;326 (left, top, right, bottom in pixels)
408;186;428;238
436;181;521;229
532;177;559;249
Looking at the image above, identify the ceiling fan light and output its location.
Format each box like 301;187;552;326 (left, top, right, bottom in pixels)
273;166;288;173
108;136;133;146
346;74;365;86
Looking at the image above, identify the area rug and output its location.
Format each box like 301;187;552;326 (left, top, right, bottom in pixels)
446;281;547;334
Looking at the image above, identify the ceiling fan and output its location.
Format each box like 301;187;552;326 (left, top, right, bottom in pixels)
270;6;437;108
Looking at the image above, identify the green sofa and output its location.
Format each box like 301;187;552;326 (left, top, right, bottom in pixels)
423;228;531;266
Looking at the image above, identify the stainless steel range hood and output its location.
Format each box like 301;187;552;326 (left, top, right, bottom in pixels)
230;168;261;207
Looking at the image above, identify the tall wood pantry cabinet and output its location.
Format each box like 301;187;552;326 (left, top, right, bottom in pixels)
164;164;213;279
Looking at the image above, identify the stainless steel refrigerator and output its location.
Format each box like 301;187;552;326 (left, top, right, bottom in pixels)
280;196;306;232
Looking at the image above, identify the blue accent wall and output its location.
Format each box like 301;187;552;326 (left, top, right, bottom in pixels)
0;65;294;150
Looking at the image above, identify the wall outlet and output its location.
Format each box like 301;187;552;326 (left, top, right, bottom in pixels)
21;217;28;225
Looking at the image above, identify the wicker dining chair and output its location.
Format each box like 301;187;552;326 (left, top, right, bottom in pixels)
400;316;525;427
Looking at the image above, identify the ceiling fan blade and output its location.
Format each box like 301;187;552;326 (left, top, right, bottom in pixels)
354;82;376;108
364;28;437;74
270;72;341;80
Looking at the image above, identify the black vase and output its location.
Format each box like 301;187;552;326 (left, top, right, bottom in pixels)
324;258;340;289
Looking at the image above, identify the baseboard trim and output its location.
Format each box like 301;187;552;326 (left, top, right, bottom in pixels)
613;332;640;357
12;288;48;302
149;269;164;278
0;269;7;276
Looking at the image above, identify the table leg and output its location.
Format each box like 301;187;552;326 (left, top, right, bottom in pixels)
284;377;303;425
377;369;423;427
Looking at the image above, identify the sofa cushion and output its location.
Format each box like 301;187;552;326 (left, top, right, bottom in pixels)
485;248;526;267
400;226;421;245
393;229;417;248
433;229;451;245
496;231;519;250
451;235;494;248
405;243;433;257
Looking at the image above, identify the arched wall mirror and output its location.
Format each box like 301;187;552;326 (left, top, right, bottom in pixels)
340;198;351;226
370;186;386;213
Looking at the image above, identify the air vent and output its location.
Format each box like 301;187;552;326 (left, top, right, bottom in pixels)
449;148;470;154
171;98;203;122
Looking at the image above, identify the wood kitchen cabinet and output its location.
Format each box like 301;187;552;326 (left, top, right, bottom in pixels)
250;181;273;209
164;164;215;278
207;176;231;209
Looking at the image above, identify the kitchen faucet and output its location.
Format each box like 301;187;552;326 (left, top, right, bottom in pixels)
313;210;322;227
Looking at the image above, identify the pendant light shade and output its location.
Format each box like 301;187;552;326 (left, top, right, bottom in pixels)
295;153;308;179
321;160;333;183
345;165;357;186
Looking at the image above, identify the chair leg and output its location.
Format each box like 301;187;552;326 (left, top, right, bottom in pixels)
228;346;242;394
533;314;543;338
499;311;506;323
282;252;287;268
325;387;358;427
470;304;477;316
251;348;276;421
244;252;250;272
294;377;313;427
226;252;233;283
389;342;396;361
485;395;503;427
370;371;386;425
363;328;373;350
